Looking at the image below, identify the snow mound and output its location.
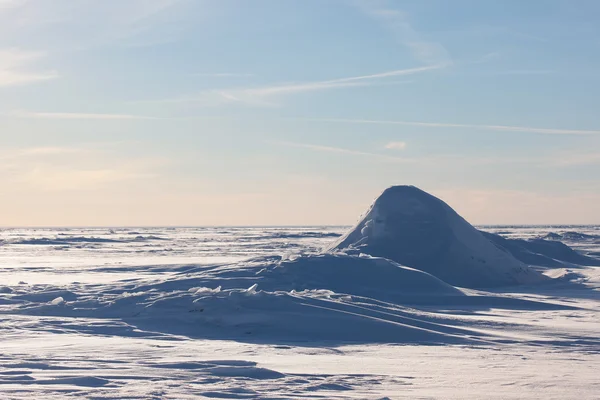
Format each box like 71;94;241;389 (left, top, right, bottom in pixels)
482;232;600;268
260;253;463;300
327;185;547;288
541;231;600;241
3;252;573;345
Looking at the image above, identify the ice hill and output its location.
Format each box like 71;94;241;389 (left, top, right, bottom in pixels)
327;185;547;288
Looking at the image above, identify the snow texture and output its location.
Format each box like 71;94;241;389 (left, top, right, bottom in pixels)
0;204;599;398
483;232;600;268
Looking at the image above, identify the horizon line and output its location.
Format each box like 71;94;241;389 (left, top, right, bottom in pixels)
1;224;598;229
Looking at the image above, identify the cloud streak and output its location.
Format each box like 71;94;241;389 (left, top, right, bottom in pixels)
270;140;513;166
193;73;255;78
1;143;167;192
306;118;600;136
552;152;600;166
5;110;160;120
18;167;157;191
0;0;187;50
0;48;58;87
270;140;416;163
147;64;444;107
271;140;600;168
385;141;407;150
356;0;451;66
489;69;555;76
243;65;443;97
18;146;87;156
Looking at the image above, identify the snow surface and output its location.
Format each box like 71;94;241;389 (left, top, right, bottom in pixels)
0;221;599;398
483;231;600;268
328;186;546;288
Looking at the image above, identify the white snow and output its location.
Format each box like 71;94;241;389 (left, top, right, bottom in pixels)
0;221;599;398
49;296;64;306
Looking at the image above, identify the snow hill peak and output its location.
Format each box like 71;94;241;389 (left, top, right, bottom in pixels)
327;185;547;288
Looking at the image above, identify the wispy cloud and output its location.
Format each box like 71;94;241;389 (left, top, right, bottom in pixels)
486;69;556;76
356;0;451;66
270;140;540;167
552;152;600;166
273;139;600;169
317;65;444;84
0;0;187;50
5;110;160;120
271;140;541;167
242;80;365;97
214;73;418;102
0;144;108;163
18;146;86;156
146;64;443;107
0;48;58;87
0;143;166;191
193;73;255;78
305;118;600;136
18;167;156;191
384;141;407;150
270;141;417;163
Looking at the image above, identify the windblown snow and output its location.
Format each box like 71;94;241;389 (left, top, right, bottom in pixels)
0;187;599;399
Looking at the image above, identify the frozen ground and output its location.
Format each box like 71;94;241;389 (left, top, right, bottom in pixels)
0;225;599;399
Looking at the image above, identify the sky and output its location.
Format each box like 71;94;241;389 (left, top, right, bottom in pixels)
1;0;599;226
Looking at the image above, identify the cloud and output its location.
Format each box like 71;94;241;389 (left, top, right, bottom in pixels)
356;0;451;66
324;64;445;83
489;70;555;76
463;67;557;77
0;0;187;50
193;73;255;78
384;141;407;150
270;139;600;169
0;0;23;15
18;166;157;191
147;64;443;107
552;152;600;166
246;65;442;97
0;142;141;164
0;146;87;165
271;140;528;166
1;146;166;192
0;142;167;192
18;146;86;156
5;110;160;120
270;140;416;163
0;48;58;87
306;118;600;136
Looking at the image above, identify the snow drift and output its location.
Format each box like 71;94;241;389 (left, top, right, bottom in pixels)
327;185;547;288
5;253;568;345
482;232;600;268
542;231;600;242
259;253;464;299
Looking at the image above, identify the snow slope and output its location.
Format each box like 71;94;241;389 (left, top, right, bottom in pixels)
482;232;600;268
262;253;464;298
328;185;547;288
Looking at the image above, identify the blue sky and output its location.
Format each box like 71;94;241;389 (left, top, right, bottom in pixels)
1;0;599;226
